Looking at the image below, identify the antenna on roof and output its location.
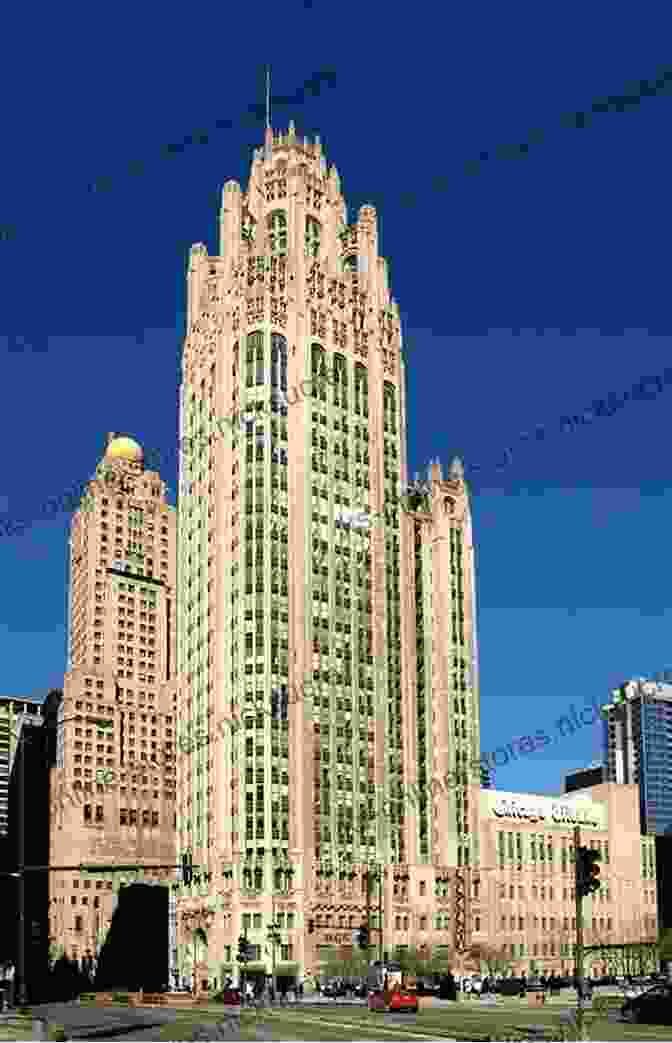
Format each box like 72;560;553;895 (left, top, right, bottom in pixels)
266;66;271;131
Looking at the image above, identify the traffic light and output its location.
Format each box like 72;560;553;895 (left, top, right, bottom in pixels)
238;936;251;963
357;924;370;950
576;846;601;897
308;919;315;934
182;851;193;886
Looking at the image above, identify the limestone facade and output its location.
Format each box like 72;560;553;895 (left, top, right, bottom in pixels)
49;435;178;965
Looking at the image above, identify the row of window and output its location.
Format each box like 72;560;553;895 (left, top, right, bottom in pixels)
82;805;164;827
497;832;610;865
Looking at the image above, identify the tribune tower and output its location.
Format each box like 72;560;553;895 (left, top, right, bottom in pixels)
174;124;481;983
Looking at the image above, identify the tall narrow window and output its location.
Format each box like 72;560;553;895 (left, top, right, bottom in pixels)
305;217;321;258
354;364;368;416
271;334;287;401
333;354;347;408
311;344;327;402
241;213;256;244
268;211;287;255
383;382;396;433
256;333;264;386
247;332;263;389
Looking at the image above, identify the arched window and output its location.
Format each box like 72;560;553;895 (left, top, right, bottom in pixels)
268;211;287;255
305;217;321;258
241;213;256;244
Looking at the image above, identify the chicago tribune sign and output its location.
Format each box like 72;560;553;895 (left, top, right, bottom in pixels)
492;795;601;829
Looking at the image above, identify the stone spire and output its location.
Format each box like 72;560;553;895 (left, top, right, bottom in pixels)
449;456;464;479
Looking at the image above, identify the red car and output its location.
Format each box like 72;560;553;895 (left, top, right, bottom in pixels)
218;988;242;1005
368;988;419;1013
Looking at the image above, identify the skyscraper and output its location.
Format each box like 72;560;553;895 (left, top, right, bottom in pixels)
603;677;672;835
0;697;43;839
174;124;481;983
49;433;178;964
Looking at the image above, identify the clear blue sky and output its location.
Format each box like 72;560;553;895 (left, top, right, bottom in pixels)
1;1;671;797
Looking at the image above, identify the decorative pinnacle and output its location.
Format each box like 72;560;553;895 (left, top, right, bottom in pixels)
450;456;464;479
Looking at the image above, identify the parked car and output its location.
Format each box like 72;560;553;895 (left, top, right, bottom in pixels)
368;987;419;1013
215;988;241;1005
415;979;438;996
322;982;348;998
497;978;525;997
621;983;672;1025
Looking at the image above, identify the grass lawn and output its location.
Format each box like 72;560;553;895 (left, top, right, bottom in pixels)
0;1015;38;1041
218;1004;672;1042
4;998;672;1042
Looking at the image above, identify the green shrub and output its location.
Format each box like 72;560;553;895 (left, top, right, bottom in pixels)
112;992;130;1003
589;996;609;1019
49;1023;68;1041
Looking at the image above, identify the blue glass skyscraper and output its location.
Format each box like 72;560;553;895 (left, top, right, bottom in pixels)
603;679;672;835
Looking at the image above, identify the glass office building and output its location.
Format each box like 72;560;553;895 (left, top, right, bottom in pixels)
603;678;672;835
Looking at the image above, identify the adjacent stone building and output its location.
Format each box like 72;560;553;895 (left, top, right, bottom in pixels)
478;783;657;977
49;434;178;966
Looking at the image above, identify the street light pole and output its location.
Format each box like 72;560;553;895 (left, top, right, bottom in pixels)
378;866;383;964
17;728;27;1006
574;825;585;1039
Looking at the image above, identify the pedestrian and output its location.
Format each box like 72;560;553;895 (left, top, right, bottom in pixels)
519;973;527;999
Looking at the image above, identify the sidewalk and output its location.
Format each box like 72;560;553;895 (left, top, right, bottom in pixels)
18;1005;178;1041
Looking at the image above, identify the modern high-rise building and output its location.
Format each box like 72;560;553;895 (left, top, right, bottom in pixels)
564;762;605;794
49;433;178;964
0;697;43;839
602;678;672;835
6;706;54;1001
173;123;481;985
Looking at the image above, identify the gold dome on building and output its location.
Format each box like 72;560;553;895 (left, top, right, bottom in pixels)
105;435;143;462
